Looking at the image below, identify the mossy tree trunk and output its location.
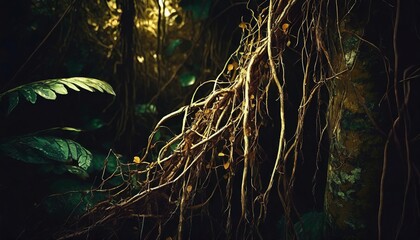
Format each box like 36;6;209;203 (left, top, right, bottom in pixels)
324;2;386;239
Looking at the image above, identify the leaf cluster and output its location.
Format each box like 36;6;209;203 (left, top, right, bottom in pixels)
0;77;115;115
0;77;115;178
0;77;117;238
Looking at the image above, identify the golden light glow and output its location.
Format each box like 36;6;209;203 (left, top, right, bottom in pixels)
135;0;184;36
158;0;174;17
136;56;145;63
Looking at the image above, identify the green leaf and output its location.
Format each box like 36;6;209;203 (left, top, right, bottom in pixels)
61;81;80;91
68;142;79;164
0;77;115;114
66;165;89;179
52;138;70;160
0;136;92;170
49;82;68;95
164;39;192;57
84;118;104;130
69;79;94;92
0;139;50;164
79;78;104;92
33;86;57;100
7;92;19;114
22;137;66;162
170;139;181;151
179;72;196;87
165;39;183;56
153;129;162;141
65;77;115;95
77;153;90;170
20;88;37;104
135;103;157;116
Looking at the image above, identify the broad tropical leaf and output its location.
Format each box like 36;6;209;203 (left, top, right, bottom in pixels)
0;77;115;114
0;136;92;171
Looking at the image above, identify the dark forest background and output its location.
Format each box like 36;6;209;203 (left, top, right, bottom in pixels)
0;0;419;239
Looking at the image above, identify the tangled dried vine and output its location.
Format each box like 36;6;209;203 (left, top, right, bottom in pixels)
59;1;303;238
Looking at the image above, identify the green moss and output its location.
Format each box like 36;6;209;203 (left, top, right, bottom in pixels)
343;35;360;67
328;166;362;201
341;110;373;132
343;35;360;53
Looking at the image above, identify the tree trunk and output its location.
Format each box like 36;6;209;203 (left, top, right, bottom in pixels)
115;0;136;154
324;2;385;239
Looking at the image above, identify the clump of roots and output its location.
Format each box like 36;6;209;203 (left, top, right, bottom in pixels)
58;0;324;239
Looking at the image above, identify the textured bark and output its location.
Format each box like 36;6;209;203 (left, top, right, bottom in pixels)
324;3;385;239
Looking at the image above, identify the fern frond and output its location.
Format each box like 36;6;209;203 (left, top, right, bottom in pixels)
0;77;115;114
